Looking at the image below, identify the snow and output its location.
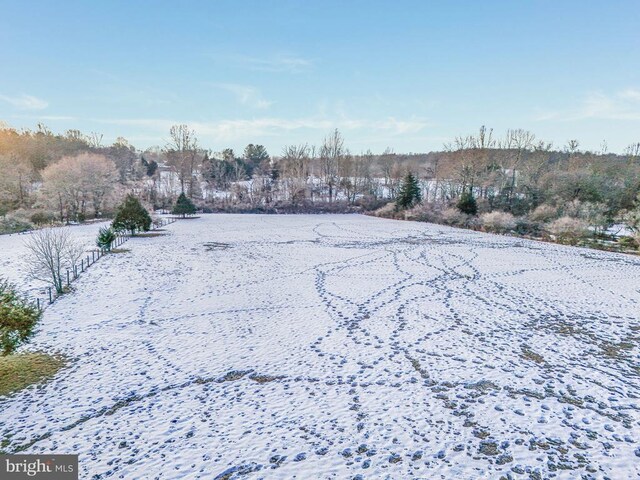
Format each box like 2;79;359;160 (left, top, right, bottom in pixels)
0;214;639;479
0;221;110;298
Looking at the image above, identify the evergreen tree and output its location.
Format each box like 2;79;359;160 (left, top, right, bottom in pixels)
0;278;41;355
172;192;197;218
96;226;116;251
395;172;422;210
456;191;478;215
112;194;151;235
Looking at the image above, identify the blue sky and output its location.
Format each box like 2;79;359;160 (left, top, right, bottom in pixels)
1;0;639;154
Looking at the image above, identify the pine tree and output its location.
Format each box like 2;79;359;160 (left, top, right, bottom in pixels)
456;191;478;215
112;194;152;235
395;172;422;210
172;192;197;218
96;226;116;251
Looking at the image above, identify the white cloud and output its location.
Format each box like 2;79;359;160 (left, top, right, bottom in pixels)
230;54;313;73
0;94;48;110
91;115;431;143
210;83;273;109
190;116;429;140
534;88;640;121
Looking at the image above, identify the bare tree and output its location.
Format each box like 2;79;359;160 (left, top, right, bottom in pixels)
87;132;104;148
502;129;535;207
319;129;346;202
0;154;35;207
280;144;311;205
24;228;85;294
40;153;118;222
165;125;202;198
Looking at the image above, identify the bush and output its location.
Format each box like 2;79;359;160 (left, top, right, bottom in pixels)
481;211;516;233
152;217;164;229
405;202;443;223
96;226;116;251
618;236;639;250
441;207;472;227
456;192;478;215
0;216;33;234
373;202;399;219
546;216;589;245
30;211;55;226
514;217;542;236
354;196;388;212
112;194;152;235
529;204;558;223
0;279;41;355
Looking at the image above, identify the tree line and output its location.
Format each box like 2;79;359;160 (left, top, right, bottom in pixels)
1;122;639;248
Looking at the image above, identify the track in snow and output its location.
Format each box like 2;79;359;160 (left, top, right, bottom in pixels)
0;214;639;479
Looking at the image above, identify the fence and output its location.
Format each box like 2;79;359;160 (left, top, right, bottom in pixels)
34;217;177;311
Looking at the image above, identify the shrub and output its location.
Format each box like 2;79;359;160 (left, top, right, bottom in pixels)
529;204;558;223
112;194;152;235
475;198;492;215
0;279;41;355
96;226;116;251
152;217;164;229
514;217;542;236
456;192;478;215
373;202;398;219
546;216;589;245
405;202;443;223
480;211;516;233
441;207;471;227
354;196;388;212
618;236;639;250
30;211;55;226
0;216;33;234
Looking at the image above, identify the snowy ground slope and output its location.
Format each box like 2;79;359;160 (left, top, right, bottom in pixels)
1;214;639;479
0;221;110;298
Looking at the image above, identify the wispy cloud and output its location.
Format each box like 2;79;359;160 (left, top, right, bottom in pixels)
10;114;76;121
91;115;430;142
229;54;313;73
534;88;640;121
210;83;273;109
0;94;48;110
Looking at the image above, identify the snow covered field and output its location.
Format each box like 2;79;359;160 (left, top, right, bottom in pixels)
1;214;639;479
0;221;110;298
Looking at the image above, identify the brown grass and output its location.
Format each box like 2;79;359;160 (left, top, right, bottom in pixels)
0;352;66;397
133;232;167;238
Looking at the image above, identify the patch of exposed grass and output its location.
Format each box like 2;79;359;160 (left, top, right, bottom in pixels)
520;345;545;364
219;370;250;382
600;341;634;359
133;232;167;238
110;248;131;254
249;374;285;384
0;352;66;397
